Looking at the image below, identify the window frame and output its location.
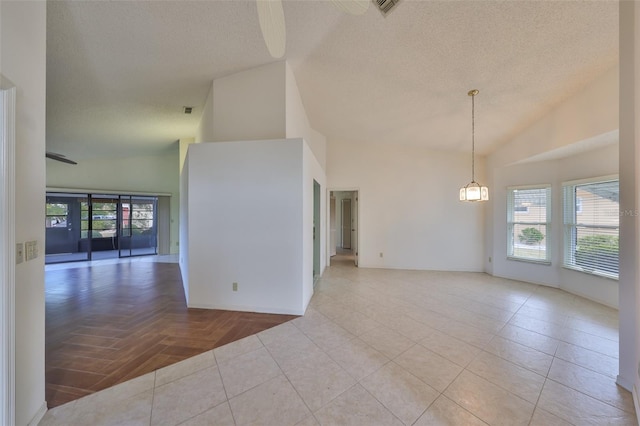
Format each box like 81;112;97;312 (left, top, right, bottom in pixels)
562;175;619;280
506;184;552;264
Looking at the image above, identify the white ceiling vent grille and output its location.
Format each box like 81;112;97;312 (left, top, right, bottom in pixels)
374;0;400;16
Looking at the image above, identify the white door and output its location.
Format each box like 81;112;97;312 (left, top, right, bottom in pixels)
329;196;336;256
341;199;351;249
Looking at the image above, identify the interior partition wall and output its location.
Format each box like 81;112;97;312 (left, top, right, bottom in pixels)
45;192;158;264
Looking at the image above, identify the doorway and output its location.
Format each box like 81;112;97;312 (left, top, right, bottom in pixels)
329;190;358;266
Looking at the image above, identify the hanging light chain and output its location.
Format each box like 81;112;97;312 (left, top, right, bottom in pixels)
469;89;478;183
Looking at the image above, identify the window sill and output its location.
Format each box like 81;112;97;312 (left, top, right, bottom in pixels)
562;265;619;281
507;256;551;266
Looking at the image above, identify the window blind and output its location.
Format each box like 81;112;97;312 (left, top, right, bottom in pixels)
563;179;619;278
507;186;551;262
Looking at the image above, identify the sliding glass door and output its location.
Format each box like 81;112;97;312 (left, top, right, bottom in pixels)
46;192;158;264
88;195;119;259
45;193;89;263
119;196;157;258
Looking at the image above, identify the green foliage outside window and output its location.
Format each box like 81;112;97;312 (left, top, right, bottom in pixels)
46;203;67;215
518;227;545;245
575;234;619;274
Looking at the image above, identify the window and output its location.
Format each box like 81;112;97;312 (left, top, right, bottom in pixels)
45;202;68;228
563;177;619;279
90;199;117;238
507;186;551;263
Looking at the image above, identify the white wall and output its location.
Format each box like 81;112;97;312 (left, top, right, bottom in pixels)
185;139;323;315
47;151;181;254
328;140;485;271
196;84;214;144
198;61;327;171
490;144;619;307
285;62;326;169
302;143;326;307
212;62;286;142
179;154;190;300
1;1;47;424
489;66;618;169
179;138;196;173
618;0;640;397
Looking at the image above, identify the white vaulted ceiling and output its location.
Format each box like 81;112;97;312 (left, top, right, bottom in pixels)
46;0;618;161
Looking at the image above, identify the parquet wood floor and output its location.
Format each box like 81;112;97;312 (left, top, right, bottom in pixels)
45;261;297;408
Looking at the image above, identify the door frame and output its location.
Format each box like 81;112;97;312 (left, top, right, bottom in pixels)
0;84;16;425
313;180;321;280
327;188;360;267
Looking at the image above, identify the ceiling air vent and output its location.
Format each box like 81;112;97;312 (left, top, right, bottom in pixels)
374;0;400;16
183;106;193;114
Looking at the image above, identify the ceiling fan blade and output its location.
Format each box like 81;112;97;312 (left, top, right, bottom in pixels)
330;0;370;15
256;0;286;58
46;151;77;165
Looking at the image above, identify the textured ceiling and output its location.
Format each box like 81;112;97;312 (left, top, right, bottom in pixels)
46;0;618;161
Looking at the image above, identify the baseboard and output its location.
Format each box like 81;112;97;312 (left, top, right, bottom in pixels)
27;401;47;426
187;302;304;316
617;374;633;392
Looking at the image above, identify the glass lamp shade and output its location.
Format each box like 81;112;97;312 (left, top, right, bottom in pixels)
459;181;489;202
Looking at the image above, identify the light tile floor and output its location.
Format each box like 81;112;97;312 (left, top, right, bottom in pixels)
40;263;638;425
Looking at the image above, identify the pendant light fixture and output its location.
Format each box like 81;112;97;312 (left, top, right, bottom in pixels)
459;89;489;202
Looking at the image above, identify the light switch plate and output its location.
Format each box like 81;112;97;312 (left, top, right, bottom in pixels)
16;243;23;264
25;240;38;261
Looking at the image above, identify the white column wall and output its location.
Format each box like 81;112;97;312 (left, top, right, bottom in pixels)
618;0;640;397
186;139;307;315
187;61;327;314
0;1;47;424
